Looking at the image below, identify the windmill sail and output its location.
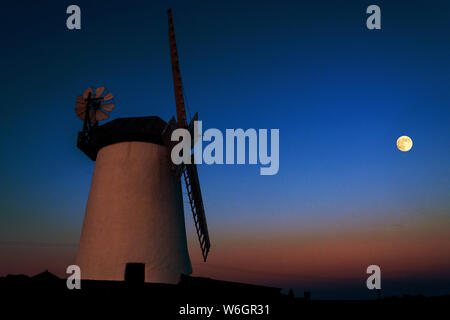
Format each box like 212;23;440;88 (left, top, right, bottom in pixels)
183;161;210;262
168;8;187;128
167;8;211;261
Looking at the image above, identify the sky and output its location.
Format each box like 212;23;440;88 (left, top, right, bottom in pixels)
0;0;449;299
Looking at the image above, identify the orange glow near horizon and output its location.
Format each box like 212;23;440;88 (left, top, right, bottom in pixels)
1;213;449;293
188;214;450;287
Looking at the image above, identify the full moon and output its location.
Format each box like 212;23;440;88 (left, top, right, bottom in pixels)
397;135;413;152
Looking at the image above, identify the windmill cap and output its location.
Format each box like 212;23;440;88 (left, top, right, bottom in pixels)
78;116;167;161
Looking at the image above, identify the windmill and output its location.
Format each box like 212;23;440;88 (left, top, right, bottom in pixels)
74;9;210;284
162;8;210;262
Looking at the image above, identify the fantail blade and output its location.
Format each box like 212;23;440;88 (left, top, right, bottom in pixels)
101;103;115;112
83;87;93;99
95;87;105;98
103;92;114;101
95;110;109;121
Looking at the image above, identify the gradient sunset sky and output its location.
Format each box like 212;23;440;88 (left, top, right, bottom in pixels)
0;0;449;299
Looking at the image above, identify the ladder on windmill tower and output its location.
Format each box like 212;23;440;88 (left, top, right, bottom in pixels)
166;8;210;262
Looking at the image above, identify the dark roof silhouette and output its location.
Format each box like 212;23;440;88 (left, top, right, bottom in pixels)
78;116;167;160
32;270;60;281
1;270;449;316
3;274;30;281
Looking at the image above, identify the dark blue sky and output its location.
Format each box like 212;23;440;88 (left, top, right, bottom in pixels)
1;0;449;298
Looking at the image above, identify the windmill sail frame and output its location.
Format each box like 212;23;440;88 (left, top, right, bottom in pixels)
183;161;211;262
166;8;211;261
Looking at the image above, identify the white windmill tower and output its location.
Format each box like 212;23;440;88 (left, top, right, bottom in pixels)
75;9;210;284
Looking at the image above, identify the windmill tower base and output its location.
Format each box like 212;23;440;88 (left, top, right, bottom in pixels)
76;117;192;284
